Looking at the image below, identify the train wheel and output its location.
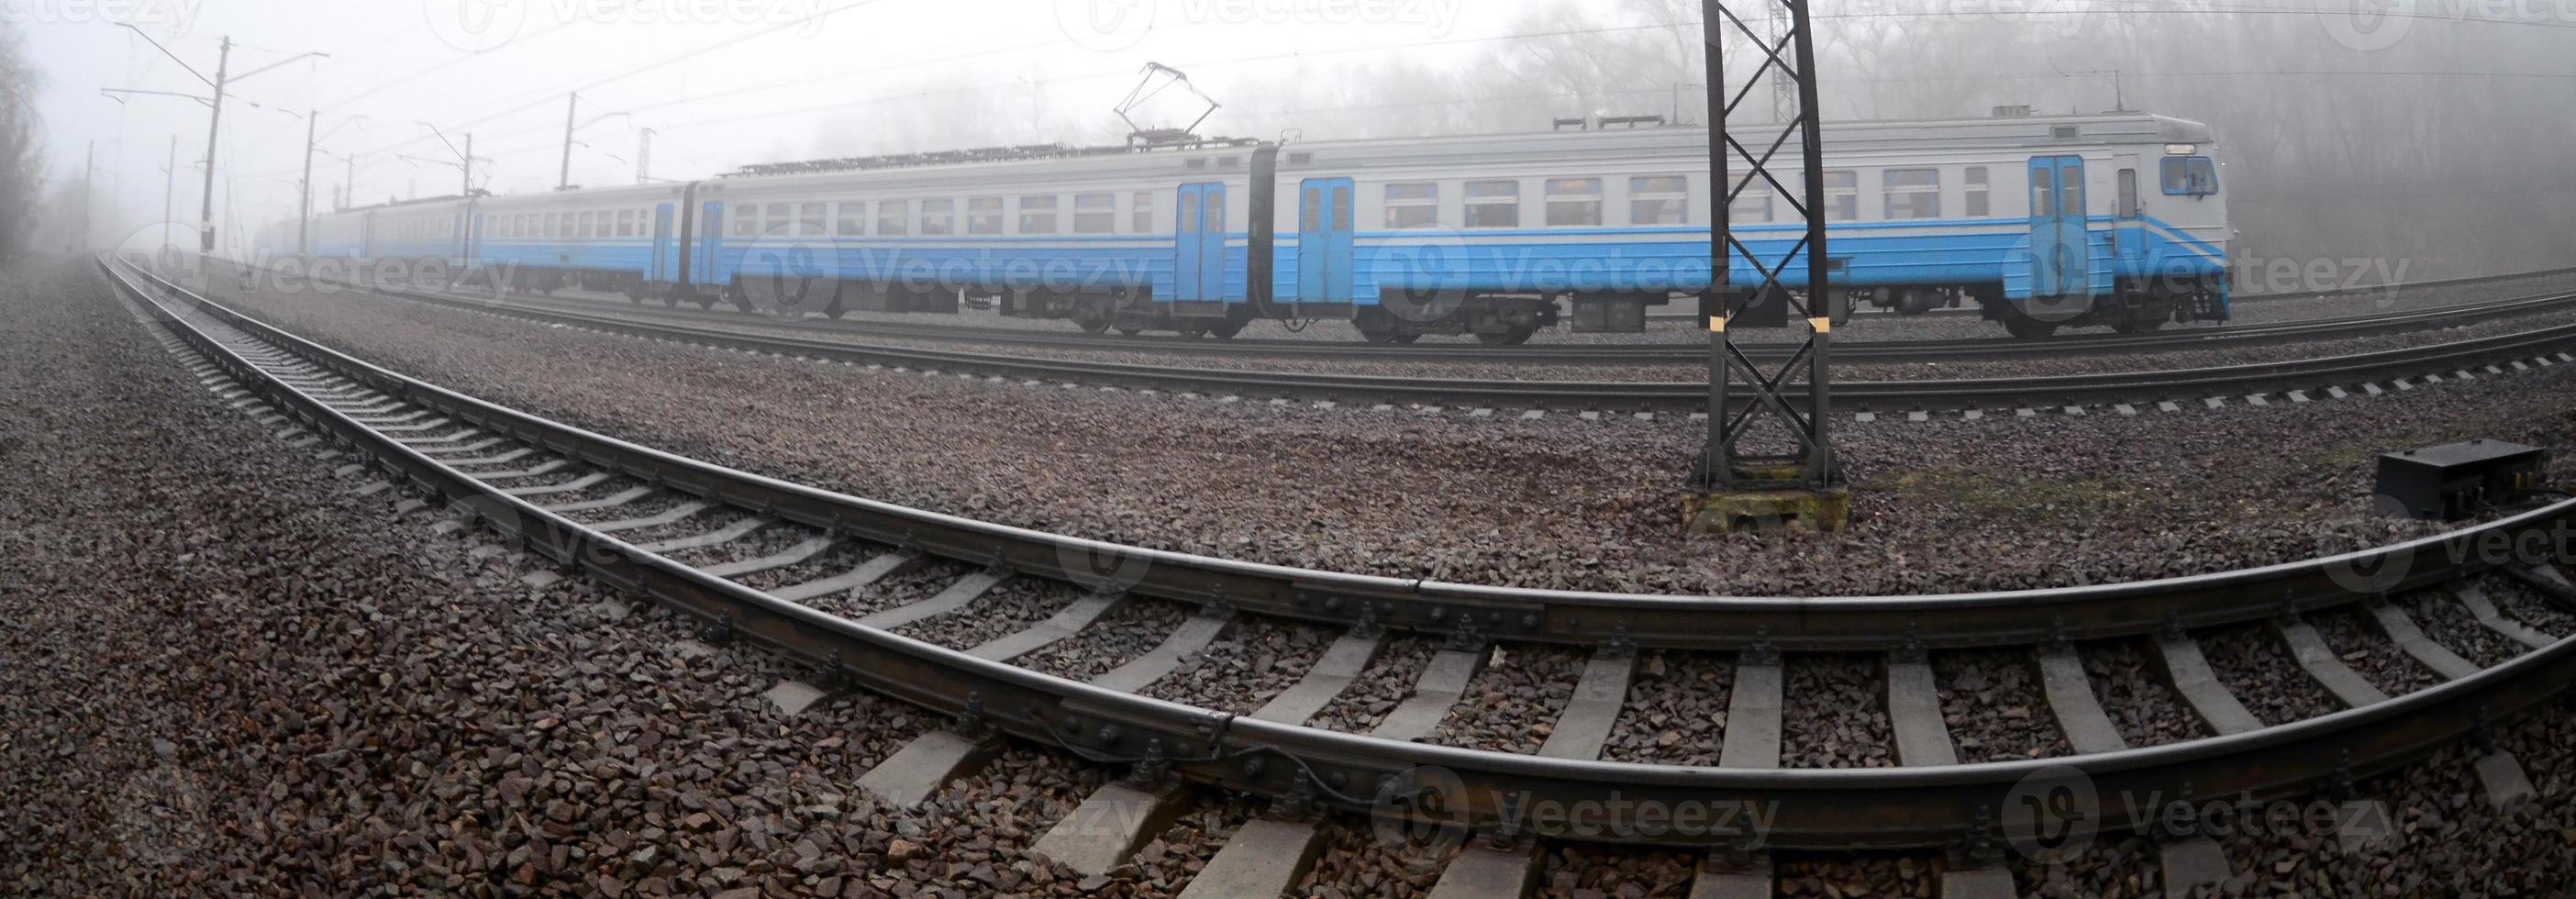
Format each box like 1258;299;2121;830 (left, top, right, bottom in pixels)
1116;327;1142;337
2114;318;2162;335
1078;318;1111;335
1474;330;1515;346
2004;317;2060;339
1504;327;1536;345
1208;319;1246;339
1393;333;1421;344
661;292;682;307
1179;326;1210;339
1359;326;1398;344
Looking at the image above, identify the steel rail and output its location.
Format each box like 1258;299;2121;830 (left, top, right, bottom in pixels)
128;258;2576;653
108;255;2576;853
226;254;2576;365
250;260;2576;416
535;284;2576;364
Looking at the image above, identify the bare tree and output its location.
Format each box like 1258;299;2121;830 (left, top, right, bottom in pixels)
0;22;43;264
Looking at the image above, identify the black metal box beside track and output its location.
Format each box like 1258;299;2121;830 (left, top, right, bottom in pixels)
2374;439;2548;520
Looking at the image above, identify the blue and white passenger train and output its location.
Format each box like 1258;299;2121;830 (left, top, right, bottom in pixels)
299;112;2233;341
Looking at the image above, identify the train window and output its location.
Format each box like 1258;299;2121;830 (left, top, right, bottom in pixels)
1072;194;1115;234
1545;178;1603;227
1206;191;1226;231
921;199;954;236
1965;167;1991;216
1629;176;1687;226
1882;169;1940;220
1384;183;1438;228
1132;192;1153;232
878;200;910;236
1019;195;1059;235
1463;180;1518;228
732;205;759;238
541;213;556;239
594;212;612;239
1333;184;1351;230
799;203;827;237
968;197;1004;235
1302;187;1322;231
835;203;864;236
2160;157;2219;195
1824;171;1858;221
2061;172;2085;216
2117;169;2139;218
2032;175;2054;220
613;210;630;238
1727;177;1771;224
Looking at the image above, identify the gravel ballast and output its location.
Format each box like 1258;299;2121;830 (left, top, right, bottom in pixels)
2080;638;2211;749
2196;625;2347;727
182;265;2576;598
0;258;1157;896
25;253;2576;899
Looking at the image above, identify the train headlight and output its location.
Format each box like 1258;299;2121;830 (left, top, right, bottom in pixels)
2165;143;2197;156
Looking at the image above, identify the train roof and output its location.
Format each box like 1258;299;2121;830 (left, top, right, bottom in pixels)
1283;113;2215;158
319;111;2213;215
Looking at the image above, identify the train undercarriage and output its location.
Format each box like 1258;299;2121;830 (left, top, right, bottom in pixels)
486;263;2226;344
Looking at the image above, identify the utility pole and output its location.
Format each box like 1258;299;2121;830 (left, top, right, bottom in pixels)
299;109;316;255
463;132;474;195
199;37;229;253
1766;4;1796;125
162;136;175;251
559;92;576;190
1685;0;1844;533
80;141;94;251
637;128;653;184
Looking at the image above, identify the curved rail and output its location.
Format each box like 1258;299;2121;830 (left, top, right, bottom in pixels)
244;257;2576;416
108;255;2576;854
224;254;2576;365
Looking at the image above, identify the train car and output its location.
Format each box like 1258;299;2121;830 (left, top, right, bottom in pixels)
1269;113;2231;341
475;183;691;297
695;139;1265;333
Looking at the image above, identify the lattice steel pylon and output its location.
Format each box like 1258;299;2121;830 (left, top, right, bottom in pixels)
1686;0;1847;531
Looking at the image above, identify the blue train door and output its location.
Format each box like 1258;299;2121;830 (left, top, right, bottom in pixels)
693;201;724;288
1296;178;1355;304
1174;182;1226;301
650;204;678;283
452;212;468;263
2027;155;2089;297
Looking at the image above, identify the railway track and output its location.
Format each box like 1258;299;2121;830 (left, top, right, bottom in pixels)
208;257;2576;418
110;255;2576;893
237;255;2576;366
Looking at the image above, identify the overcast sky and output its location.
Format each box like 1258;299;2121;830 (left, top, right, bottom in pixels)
28;0;1558;245
23;0;2576;273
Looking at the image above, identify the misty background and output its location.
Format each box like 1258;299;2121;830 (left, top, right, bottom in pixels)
8;0;2574;285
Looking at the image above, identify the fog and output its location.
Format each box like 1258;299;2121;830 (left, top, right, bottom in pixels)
15;0;2576;284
